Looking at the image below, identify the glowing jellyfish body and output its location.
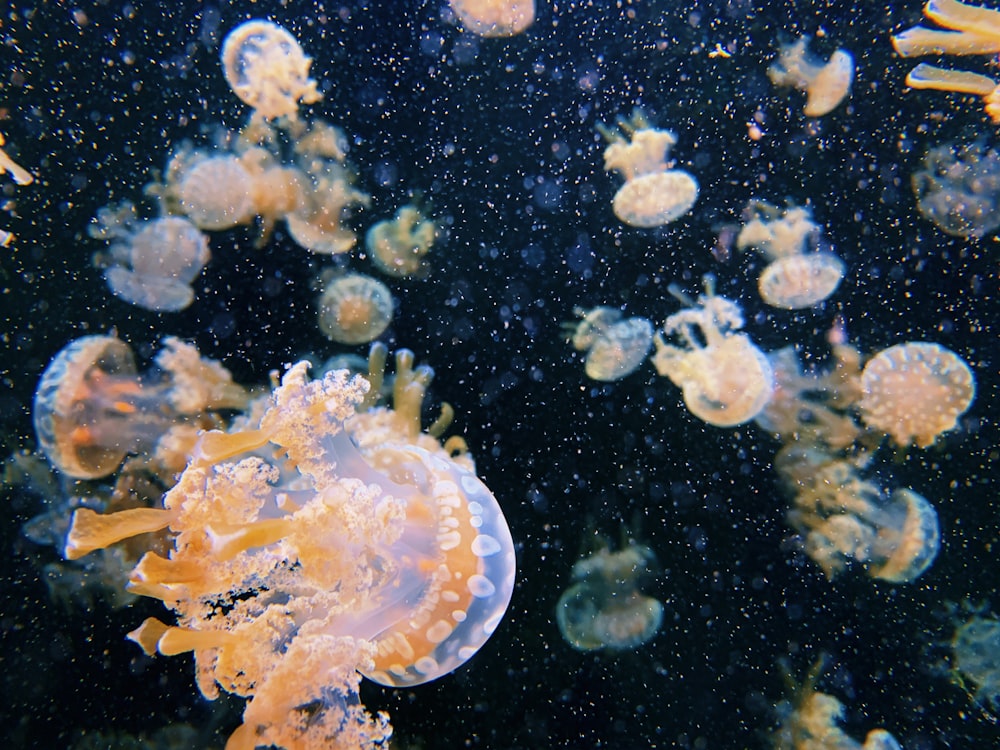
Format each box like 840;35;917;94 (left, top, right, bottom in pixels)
768;36;854;116
859;342;975;448
556;544;663;651
176;154;255;230
221;20;321;121
366;205;438;277
65;354;516;748
736;202;821;261
570;307;653;382
651;284;773;426
449;0;535;37
317;273;394;345
101;216;210;312
950;610;1000;707
758;252;845;309
912;141;1000;238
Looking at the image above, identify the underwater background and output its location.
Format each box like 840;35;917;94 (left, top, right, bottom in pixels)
0;0;998;747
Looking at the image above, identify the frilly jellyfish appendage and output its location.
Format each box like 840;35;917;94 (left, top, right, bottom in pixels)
652;284;773;427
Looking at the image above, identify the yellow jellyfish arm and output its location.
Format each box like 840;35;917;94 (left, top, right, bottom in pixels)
925;0;1000;36
905;62;998;95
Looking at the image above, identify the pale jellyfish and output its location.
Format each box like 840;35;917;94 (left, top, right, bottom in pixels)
599;109;699;228
567;306;653;382
768;36;854;117
221;20;321;121
556;542;663;651
949;606;1000;708
449;0;535;37
317;272;394;345
174;153;255;230
758;252;845;309
99;215;210;312
858;342;975;448
286;158;370;254
651;279;774;426
366;205;438;278
736;201;821;261
911;141;1000;238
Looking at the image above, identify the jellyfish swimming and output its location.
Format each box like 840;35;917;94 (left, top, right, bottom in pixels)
911;140;1000;238
366;204;438;278
221;20;321;121
598;109;699;228
33;335;248;480
449;0;536;37
736;201;821;260
556;541;663;651
858;341;975;448
567;306;654;382
768;35;854;117
948;606;1000;708
317;272;395;345
651;278;774;426
172;152;256;231
64;347;516;749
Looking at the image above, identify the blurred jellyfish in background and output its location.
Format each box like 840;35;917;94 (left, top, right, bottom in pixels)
33;334;249;480
736;200;844;310
947;604;1000;709
448;0;536;37
598;109;699;228
163;151;256;231
566;306;653;382
90;208;210;312
317;272;395;345
768;35;854;117
221;19;321;122
366;204;438;278
858;342;975;448
911;140;1000;238
556;538;662;652
773;658;902;750
651;277;773;427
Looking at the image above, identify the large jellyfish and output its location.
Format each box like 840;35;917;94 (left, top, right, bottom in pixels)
651;278;774;426
768;36;854;117
556;540;663;651
567;306;654;382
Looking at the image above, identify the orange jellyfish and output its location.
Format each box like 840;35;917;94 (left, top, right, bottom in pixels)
366;205;438;278
599;109;699;228
892;0;1000;124
98;215;210;312
449;0;535;37
33;335;247;480
651;279;774;426
221;20;321;121
768;35;854;117
317;272;394;345
567;306;653;382
556;542;662;652
64;347;516;749
858;342;975;448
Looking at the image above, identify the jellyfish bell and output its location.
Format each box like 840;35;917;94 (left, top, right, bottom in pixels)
858;341;975;448
757;251;845;309
768;36;854;117
449;0;536;38
569;307;653;382
868;488;940;583
612;169;699;228
176;154;255;230
317;272;395;345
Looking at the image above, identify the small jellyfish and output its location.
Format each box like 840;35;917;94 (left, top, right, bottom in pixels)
567;306;653;382
317;272;394;345
949;607;1000;708
768;36;854;117
366;205;438;277
98;215;210;312
556;542;663;651
736;201;821;261
758;252;845;310
221;20;321;121
599;110;699;228
651;279;774;426
859;342;975;448
286;158;370;254
175;153;255;230
33;335;248;480
449;0;536;37
911;140;1000;238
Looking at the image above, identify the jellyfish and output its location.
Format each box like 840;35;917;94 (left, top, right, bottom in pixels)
221;20;321;121
286;157;370;254
63;347;516;748
366;205;438;278
651;278;774;427
911;140;1000;238
174;153;255;230
449;0;536;37
758;252;845;310
785;458;940;582
736;201;821;261
317;272;394;345
566;306;653;382
892;0;1000;123
33;335;248;480
556;541;663;651
95;215;210;312
948;606;1000;708
858;341;975;448
599;109;699;228
768;36;854;117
